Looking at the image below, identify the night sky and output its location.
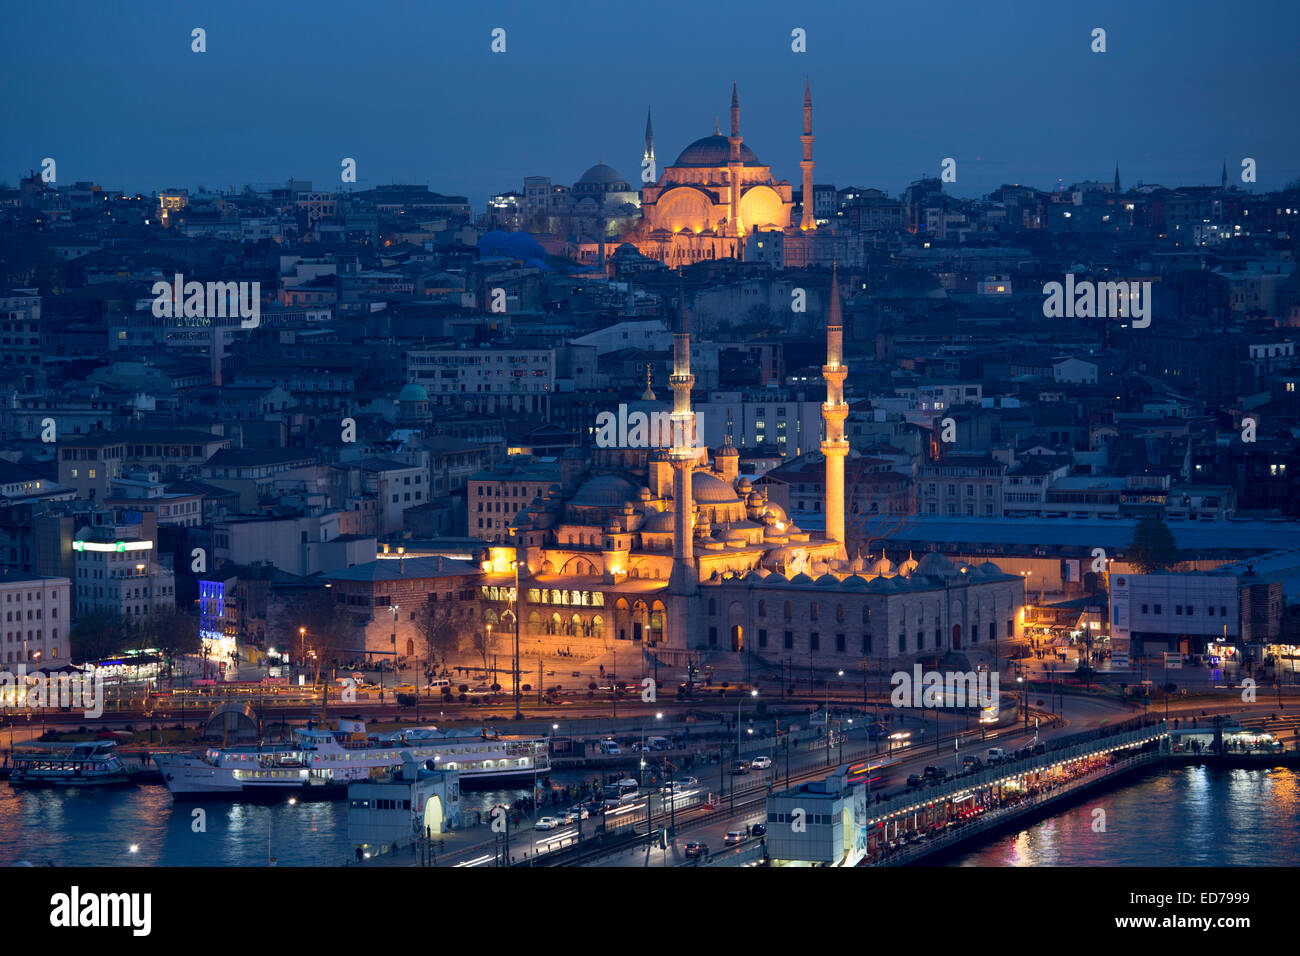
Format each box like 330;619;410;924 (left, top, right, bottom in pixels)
3;0;1297;204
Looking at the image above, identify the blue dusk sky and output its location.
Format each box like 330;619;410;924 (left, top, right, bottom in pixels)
2;0;1296;205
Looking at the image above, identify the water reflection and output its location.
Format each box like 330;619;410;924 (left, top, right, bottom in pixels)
952;766;1300;867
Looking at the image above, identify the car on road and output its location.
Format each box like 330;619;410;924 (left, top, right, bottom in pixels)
723;831;744;846
672;777;698;790
391;683;418;695
751;822;766;837
731;761;750;775
962;756;982;770
684;840;708;858
534;816;561;830
560;808;588;823
923;765;948;781
986;747;1006;763
579;800;605;816
907;773;923;789
750;756;772;770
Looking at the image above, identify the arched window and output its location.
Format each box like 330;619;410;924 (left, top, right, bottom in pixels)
784;601;793;621
836;604;845;623
810;603;819;621
758;600;767;618
708;598;717;615
863;606;871;625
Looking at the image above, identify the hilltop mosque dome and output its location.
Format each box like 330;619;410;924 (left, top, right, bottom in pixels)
673;135;761;168
575;162;632;193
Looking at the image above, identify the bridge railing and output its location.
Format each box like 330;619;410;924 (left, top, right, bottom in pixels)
872;750;1162;866
864;723;1167;829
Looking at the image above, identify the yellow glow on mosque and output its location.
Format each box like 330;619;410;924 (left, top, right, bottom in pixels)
635;81;814;267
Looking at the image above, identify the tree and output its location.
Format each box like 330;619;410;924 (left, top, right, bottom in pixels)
1128;514;1180;573
282;588;358;672
131;606;201;684
413;600;467;678
846;465;917;562
469;627;495;676
69;610;132;665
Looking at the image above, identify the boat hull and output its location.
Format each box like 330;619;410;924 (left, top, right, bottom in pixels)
154;754;548;801
9;775;133;788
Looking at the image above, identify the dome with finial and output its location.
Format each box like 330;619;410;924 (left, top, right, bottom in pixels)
674;136;761;168
397;382;429;403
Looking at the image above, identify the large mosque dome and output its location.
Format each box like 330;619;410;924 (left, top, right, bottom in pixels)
673;135;762;168
570;474;640;508
691;471;742;504
575;163;632;192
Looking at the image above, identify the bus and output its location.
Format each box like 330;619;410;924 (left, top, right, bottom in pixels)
601;778;639;806
846;757;896;790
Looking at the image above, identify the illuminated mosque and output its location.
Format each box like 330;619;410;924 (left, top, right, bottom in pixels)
476;273;1026;667
633;80;818;267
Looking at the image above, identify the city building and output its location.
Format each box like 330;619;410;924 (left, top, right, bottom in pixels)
0;570;71;667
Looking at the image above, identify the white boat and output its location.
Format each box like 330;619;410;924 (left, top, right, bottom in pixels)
153;722;549;800
8;741;131;787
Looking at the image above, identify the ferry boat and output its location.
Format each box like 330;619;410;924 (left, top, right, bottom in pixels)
152;720;550;799
8;741;131;787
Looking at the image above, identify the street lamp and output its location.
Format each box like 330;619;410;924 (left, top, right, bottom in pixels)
825;670;843;766
738;689;757;758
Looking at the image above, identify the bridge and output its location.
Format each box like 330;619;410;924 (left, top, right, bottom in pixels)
864;723;1168;866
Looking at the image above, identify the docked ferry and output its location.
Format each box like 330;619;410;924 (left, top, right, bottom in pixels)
152;720;549;799
8;741;131;787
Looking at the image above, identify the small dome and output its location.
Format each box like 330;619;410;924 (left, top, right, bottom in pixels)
641;510;675;533
914;552;958;577
867;575;900;593
789;573;815;586
397;382;429;402
814;573;840;588
842;574;869;590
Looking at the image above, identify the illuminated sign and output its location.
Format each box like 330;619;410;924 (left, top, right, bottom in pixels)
73;540;152;553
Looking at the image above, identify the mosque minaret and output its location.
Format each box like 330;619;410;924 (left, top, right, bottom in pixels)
799;78;816;231
820;262;849;562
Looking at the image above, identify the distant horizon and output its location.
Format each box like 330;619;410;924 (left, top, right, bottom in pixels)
4;0;1298;212
7;165;1293;215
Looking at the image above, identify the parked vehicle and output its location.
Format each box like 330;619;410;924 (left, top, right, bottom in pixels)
599;739;621;755
751;822;766;837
